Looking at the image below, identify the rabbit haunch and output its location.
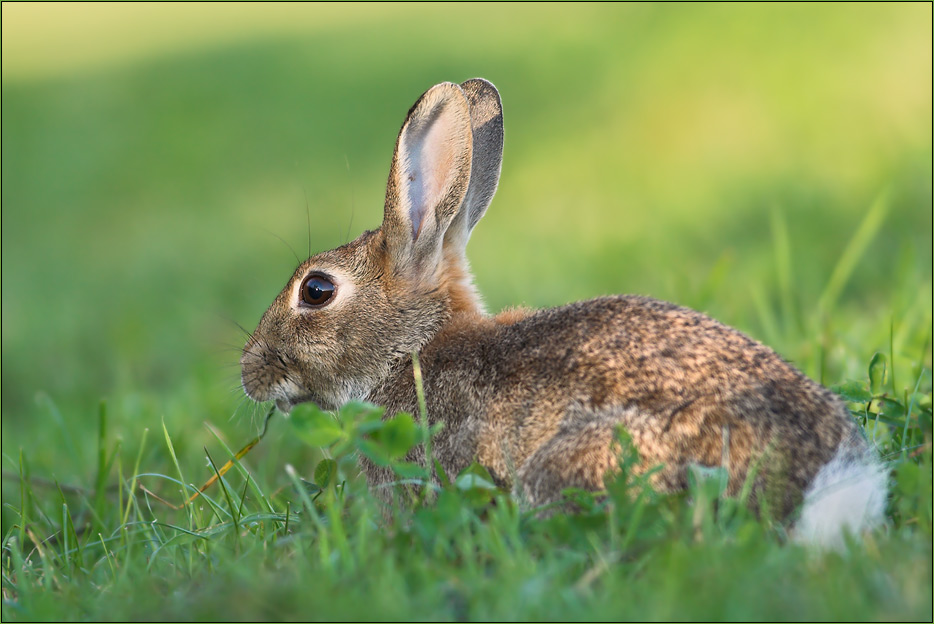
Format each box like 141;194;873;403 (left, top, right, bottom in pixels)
240;79;886;547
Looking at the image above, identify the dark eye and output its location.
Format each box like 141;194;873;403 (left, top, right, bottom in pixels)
301;275;335;307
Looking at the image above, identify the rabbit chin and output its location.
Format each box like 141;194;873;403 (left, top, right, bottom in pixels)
274;390;338;414
273;379;368;414
275;393;338;414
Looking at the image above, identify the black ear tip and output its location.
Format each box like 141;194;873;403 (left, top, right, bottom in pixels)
461;77;493;87
461;78;500;100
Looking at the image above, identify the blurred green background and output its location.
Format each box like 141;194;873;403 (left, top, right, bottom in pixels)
2;4;931;482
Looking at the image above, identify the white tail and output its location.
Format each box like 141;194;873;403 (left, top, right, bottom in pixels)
794;433;888;549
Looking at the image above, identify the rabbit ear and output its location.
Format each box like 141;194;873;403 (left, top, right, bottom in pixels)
382;82;473;281
444;78;504;253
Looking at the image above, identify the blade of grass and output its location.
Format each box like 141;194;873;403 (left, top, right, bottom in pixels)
412;351;434;492
37;393;82;471
204;448;240;532
93;400;108;527
18;449;29;548
196;405;276;512
5;536;28;607
121;428;149;528
59;500;83;573
325;490;350;571
692;250;732;311
237;480;250;522
285;463;327;564
750;285;781;357
161;419;188;508
63;483;107;548
98;533;117;584
24;527;58;591
770;205;798;339
138;474;231;521
902;368;927;457
817;191;890;317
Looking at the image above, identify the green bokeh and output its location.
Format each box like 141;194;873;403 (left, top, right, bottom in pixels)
2;4;931;471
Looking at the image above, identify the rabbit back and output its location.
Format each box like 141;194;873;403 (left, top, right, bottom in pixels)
367;294;863;517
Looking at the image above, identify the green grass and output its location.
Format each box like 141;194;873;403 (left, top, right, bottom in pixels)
2;4;932;621
2;354;931;621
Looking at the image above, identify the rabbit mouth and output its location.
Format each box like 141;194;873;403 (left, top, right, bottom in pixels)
276;392;334;414
250;373;335;413
276;396;308;414
275;398;297;414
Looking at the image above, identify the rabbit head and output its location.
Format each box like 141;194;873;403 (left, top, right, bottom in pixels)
240;79;504;412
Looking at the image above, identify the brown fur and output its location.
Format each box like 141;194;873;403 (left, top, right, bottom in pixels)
241;79;868;520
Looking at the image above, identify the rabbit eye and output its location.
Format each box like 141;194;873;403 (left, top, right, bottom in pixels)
300;275;335;307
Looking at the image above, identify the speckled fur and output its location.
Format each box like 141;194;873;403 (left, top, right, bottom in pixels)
241;79;875;523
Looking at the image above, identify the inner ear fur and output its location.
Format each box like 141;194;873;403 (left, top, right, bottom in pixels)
381;82;473;281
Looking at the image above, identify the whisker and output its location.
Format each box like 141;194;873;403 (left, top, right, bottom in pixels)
302;183;313;259
233;321;257;342
343;154;355;244
262;228;301;265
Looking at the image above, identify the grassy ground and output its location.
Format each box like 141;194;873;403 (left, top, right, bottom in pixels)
2;4;931;621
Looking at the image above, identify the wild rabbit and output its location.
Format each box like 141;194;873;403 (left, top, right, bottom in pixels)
241;78;886;546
